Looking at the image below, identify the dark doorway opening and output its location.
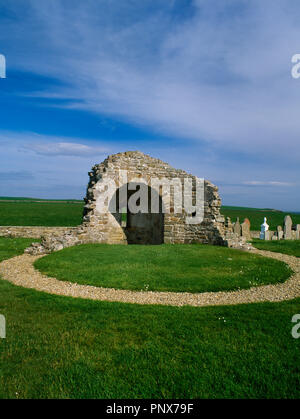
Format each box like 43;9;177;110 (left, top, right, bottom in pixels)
109;183;164;244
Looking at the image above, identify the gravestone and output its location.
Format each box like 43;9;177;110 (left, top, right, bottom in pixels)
260;217;269;240
234;218;241;236
284;215;292;240
277;225;284;240
264;230;271;241
296;224;300;240
241;218;251;240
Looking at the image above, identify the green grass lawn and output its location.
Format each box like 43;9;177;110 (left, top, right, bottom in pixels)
0;237;39;260
34;244;291;293
221;206;300;231
0;238;299;398
252;239;300;258
0;201;84;227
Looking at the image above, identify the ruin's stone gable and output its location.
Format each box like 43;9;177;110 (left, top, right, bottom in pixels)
25;151;242;254
82;151;225;246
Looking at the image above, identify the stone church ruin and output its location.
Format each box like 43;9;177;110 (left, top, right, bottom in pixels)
27;151;245;254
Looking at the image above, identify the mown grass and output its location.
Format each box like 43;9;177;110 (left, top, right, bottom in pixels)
34;244;291;293
0;201;84;227
252;239;300;258
221;206;300;231
0;237;39;260
0;238;299;398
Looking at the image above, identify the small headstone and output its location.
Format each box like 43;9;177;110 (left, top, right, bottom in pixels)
277;225;284;240
272;234;278;240
284;215;292;240
241;218;251;240
260;217;269;240
296;224;300;240
264;230;271;241
234;217;241;236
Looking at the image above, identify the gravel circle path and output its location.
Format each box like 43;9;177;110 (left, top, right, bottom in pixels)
0;248;299;307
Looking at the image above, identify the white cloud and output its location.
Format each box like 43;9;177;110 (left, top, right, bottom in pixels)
0;131;111;158
7;0;297;163
1;1;299;163
0;1;300;207
0;171;34;181
242;181;295;187
24;141;109;157
0;130;112;199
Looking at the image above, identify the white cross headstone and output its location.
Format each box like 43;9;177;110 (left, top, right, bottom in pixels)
260;217;269;240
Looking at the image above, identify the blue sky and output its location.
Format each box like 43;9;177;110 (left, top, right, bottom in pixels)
0;0;300;210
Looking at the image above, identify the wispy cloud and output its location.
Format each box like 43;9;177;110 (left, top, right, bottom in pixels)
24;141;109;157
0;171;34;181
0;131;111;158
0;130;111;199
243;181;295;187
0;1;299;208
2;0;299;160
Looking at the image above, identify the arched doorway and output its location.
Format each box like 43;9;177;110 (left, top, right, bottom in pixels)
109;182;164;244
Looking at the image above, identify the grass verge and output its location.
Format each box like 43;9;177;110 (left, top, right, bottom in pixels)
252;239;300;257
34;244;292;293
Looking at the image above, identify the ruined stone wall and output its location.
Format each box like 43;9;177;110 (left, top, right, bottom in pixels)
26;151;234;254
0;226;77;239
82;151;226;245
250;231;260;239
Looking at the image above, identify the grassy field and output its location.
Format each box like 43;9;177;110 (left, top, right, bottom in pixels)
0;201;84;227
0;237;299;398
0;197;299;230
221;206;300;231
252;240;300;258
0;197;83;202
35;243;291;293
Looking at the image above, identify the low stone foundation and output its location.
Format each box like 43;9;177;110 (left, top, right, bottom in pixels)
250;231;260;239
0;226;78;239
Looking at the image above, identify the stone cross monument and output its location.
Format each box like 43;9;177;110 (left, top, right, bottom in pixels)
260;217;269;240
